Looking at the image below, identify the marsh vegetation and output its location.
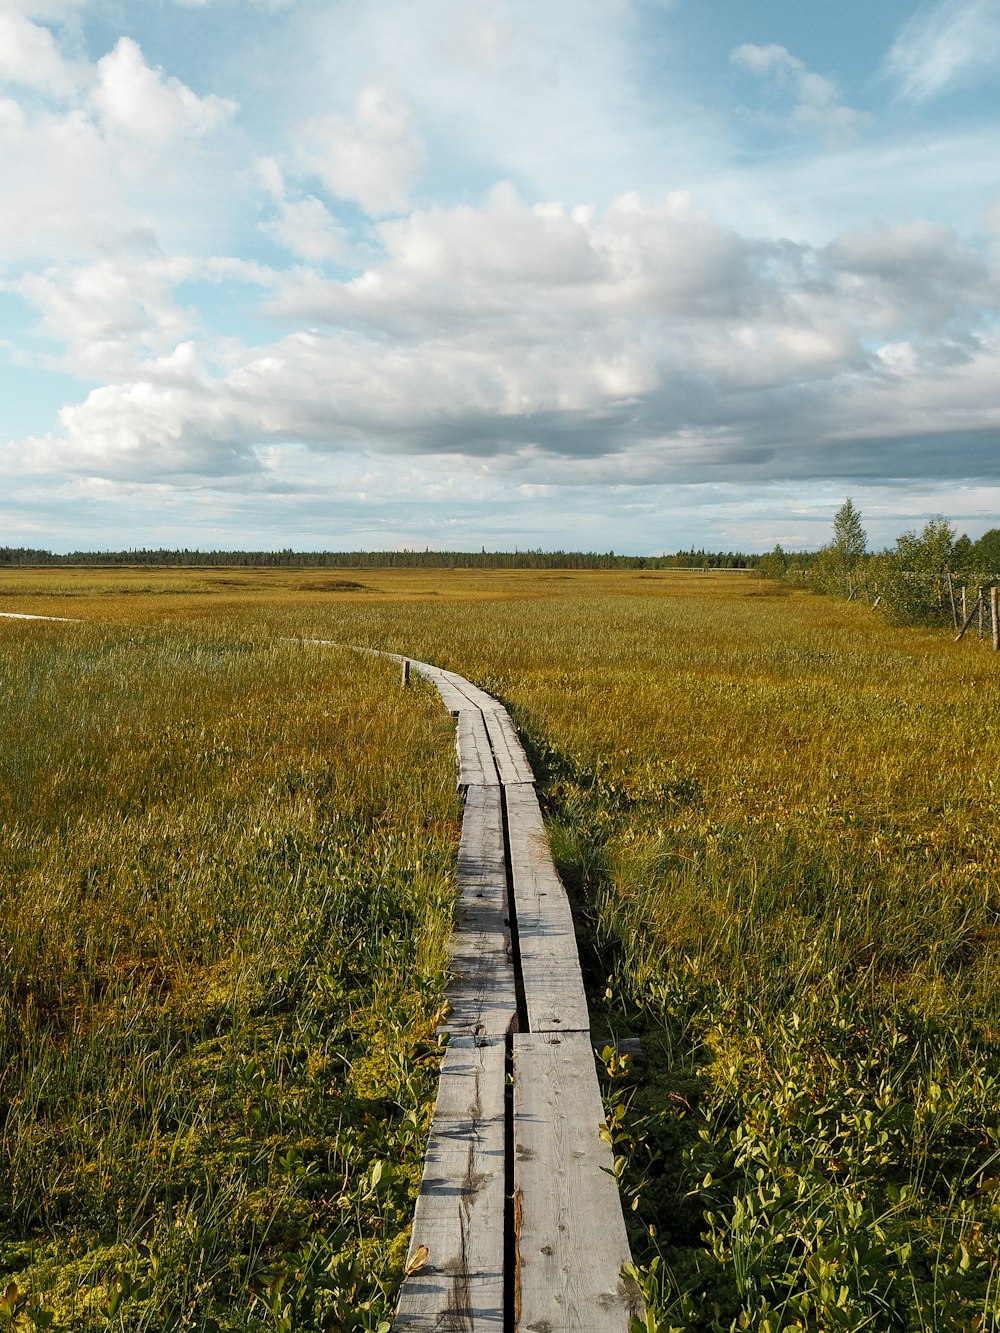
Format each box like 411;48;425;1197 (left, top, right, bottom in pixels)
0;601;457;1330
2;567;999;1329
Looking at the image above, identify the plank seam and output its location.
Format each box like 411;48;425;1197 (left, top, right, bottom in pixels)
503;1030;518;1333
499;783;529;1040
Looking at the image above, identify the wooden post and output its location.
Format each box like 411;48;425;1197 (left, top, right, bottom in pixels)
961;586;967;625
955;594;983;642
946;572;958;629
980;587;985;640
402;658;411;687
993;588;999;652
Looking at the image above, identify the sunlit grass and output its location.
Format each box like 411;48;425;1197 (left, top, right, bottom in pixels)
283;569;1000;1331
0;613;458;1331
5;567;1000;1327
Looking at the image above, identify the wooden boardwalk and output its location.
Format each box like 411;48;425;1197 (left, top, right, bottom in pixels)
391;656;641;1332
2;617;640;1328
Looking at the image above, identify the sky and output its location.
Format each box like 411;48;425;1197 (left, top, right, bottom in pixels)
1;0;1000;553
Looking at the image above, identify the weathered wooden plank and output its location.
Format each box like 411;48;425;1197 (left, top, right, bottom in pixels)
395;1036;506;1331
505;783;590;1034
456;709;499;788
513;1032;640;1331
409;662;471;714
443;785;517;1037
455;710;487;788
0;612;82;622
440;669;503;715
482;708;534;786
352;646;634;1324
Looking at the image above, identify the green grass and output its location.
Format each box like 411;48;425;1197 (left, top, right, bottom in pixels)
4;568;1000;1330
0;615;458;1331
282;570;1000;1332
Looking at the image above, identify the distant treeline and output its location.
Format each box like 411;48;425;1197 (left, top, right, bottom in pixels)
0;546;757;570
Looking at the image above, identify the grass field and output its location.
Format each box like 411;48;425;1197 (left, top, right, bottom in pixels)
0;597;459;1330
2;567;999;1331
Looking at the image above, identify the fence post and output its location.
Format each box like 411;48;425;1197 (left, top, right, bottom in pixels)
993;588;999;652
402;658;411;687
946;572;958;629
962;585;967;625
955;594;983;642
980;586;985;640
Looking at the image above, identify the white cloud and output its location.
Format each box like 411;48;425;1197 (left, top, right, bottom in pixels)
731;43;871;138
49;343;260;480
256;157;364;264
11;258;199;376
824;221;992;331
261;194;359;264
0;30;246;269
884;0;1000;102
2;0;999;549
7;250;277;379
91;37;238;141
288;1;709;212
24;185;999;491
0;96;114;262
265;186;758;333
731;43;802;81
0;14;82;96
297;84;424;216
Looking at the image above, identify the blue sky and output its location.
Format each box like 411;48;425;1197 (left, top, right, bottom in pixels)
2;0;999;553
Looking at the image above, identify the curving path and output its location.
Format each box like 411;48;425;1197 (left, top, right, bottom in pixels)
385;655;641;1332
3;613;639;1329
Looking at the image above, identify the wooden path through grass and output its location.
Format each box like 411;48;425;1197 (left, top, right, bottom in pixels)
388;656;641;1332
8;568;1000;1326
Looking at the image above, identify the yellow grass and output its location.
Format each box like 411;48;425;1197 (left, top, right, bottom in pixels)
2;565;999;1329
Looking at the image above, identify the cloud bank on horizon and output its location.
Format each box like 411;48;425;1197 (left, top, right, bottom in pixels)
1;0;999;552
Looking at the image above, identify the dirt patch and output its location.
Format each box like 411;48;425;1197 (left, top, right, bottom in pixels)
298;580;375;593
